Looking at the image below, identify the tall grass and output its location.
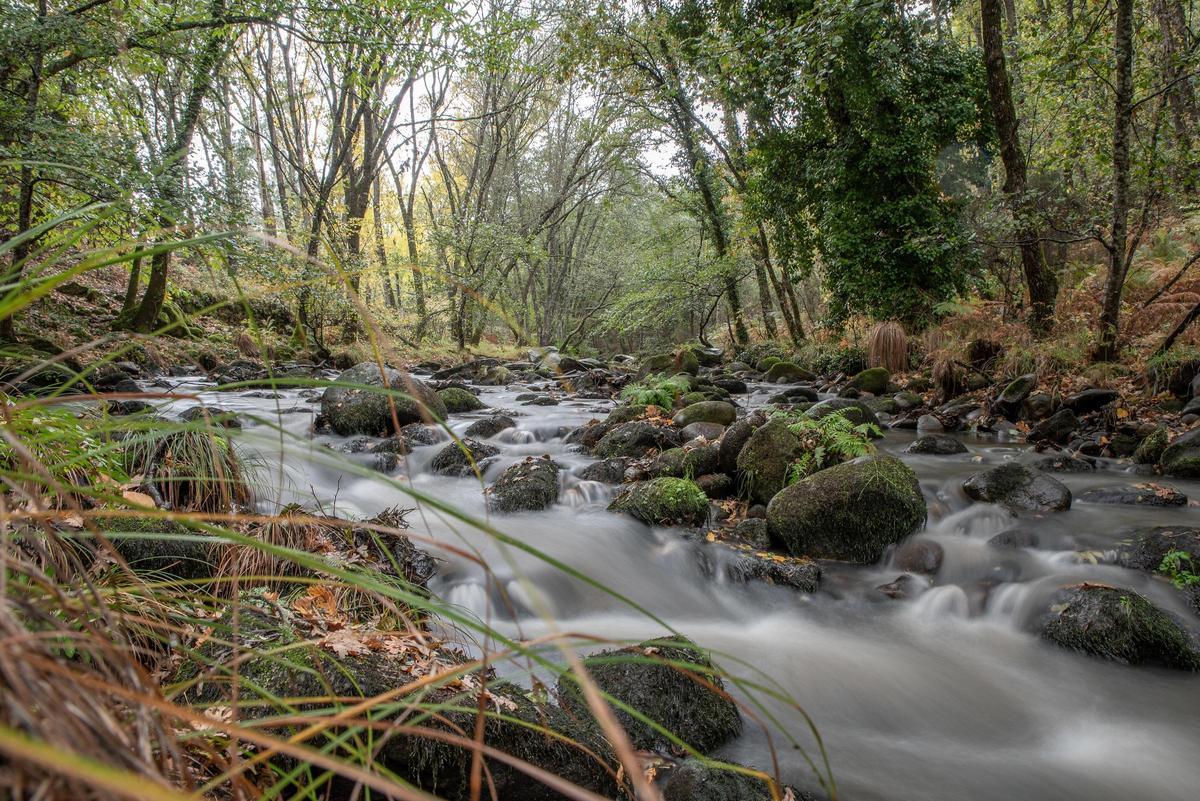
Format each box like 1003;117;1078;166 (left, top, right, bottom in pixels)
0;204;834;801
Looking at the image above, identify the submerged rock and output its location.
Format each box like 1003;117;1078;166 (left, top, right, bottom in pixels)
556;636;742;753
1078;484;1188;507
962;463;1072;512
1041;585;1200;671
766;455;926;562
429;438;500;477
486;457;560;513
321;362;446;435
608;477;709;526
1037;454;1097;473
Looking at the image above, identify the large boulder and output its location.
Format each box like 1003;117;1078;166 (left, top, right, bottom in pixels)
648;445;720;480
593;421;677;459
486;457;560;512
735;417;803;505
556;636;742;753
962;463;1071;512
718;418;757;476
608;477;709;526
1041;585;1200;671
802;399;882;434
1161;428;1200;479
766;455;926;562
848;367;890;395
430;438;500;477
673;400;736;429
321;363;446;436
765;361;815;384
437;386;486;413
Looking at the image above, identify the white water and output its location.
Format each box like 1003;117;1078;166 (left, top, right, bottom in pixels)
152;373;1200;801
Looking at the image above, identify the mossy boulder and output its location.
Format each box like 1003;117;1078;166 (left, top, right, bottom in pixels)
593;421;677;459
766;455;926;562
321;362;446;436
1116;526;1200;615
437;386;486;414
463;414;516;439
849;367;890;395
755;356;782;373
1041;585;1200;671
556;636;742;753
608;477;709;526
735;417;803;505
577;457;629;484
803;399;882;435
680;391;710;406
673;400;737;429
677;348;701;376
995;373;1037;418
718;417;757;475
648;444;720;479
906;434;967;455
106;517;214;579
486;457;560;513
180;598;620;800
963;463;1071;512
638;352;675;378
1134;426;1170;465
1161;428;1200;479
430;438;500;477
476;365;512;386
662;759;802;801
765;361;815;384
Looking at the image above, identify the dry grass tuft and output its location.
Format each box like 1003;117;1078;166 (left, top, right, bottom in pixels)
867;322;908;373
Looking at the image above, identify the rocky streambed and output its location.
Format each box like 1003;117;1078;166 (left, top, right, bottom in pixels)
134;350;1200;801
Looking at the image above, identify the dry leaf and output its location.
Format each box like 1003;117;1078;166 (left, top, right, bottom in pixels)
323;628;370;659
122;490;156;508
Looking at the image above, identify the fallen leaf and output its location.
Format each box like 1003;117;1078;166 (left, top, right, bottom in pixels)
122;490;156;508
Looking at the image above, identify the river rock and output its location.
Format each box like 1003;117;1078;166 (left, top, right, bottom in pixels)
180;405;242;429
803;399;883;434
609;477;709;526
1161;428;1200;478
1037;454;1096;473
718;417;757;475
849;367;890;395
321;363;446;435
696;472;733;499
649;445;720;480
766;455;926;562
906;434;966;455
463;414;516;439
711;377;748;394
429;438;500;477
680;421;726;442
765;361;815;383
1067;388;1119;414
1041;585;1200;671
1029;408;1079;445
577;457;627;484
556;636;742;752
486;457;560;512
963;463;1072;512
736;417;803;505
437;386;486;413
768;386;819;405
593;420;678;459
989;526;1040;549
662;759;808;801
1078;483;1188;507
893;539;945;574
996;374;1037;417
673;400;736;428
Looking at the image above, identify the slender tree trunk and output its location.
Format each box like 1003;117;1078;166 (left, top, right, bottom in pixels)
372;175;395;308
981;0;1058;334
121;256;143;316
1094;0;1136;362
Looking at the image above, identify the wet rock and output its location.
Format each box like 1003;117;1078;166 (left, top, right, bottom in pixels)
765;361;815;384
1041;585;1200;670
1037;454;1097;473
893;539;944;574
593;420;678;459
768;386;819;405
577;457;628;484
662;758;804;801
556;636;742;752
963;463;1072;512
609;477;709;526
695;473;733;499
180;405;242;429
673;400;736;428
802;399;883;433
711;377;748;394
1116;526;1200;573
678;348;701;375
680;421;726;442
989;526;1040;549
429;438;500;477
876;574;926;600
718;417;757;476
211;359;266;387
736;418;803;505
731;518;771;548
486;457;560;513
1078;483;1188;507
1022;392;1057;421
916;414;944;433
766;456;926;562
906;434;967;455
1029;409;1079;445
848;367;890;395
894;391;923;410
463;414;516;439
372;423;446;455
321;363;446;436
1067;388;1119;414
108;399;153;415
1161;428;1200;479
649;445;721;480
995;374;1037;417
437;386;486;413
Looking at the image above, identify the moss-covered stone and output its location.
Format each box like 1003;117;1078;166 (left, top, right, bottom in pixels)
766;455;926;562
608;477;709;526
755;356;782;373
1161;428;1200;479
718;417;758;476
803;399;882;435
321;362;447;435
673;400;737;428
765;361;815;384
638;352;675;378
962;463;1071;512
906;434;967;455
648;445;720;479
1134;426;1170;465
593;421;677;459
556;636;742;753
849;367;890;395
463;414;516;439
735;417;803;505
680;391;710;406
104;516;215;579
437;387;486;414
486;457;560;512
1041;585;1200;671
663;759;799;801
430;438;500;477
677;348;701;376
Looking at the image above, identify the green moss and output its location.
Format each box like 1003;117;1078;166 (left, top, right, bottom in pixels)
594;421;673;459
437;386;486;413
765;361;815;383
756;355;782;372
849;367;890;394
650;445;720;479
486;458;560;512
673;400;737;428
736;417;803;505
677;348;700;375
1161;429;1200;478
608;477;709;526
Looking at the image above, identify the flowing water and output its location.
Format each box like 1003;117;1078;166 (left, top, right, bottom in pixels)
153;374;1200;801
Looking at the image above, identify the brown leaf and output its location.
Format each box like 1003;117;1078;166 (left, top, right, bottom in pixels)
122;490;156;508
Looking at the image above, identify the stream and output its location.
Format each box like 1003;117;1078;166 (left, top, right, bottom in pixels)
153;372;1200;801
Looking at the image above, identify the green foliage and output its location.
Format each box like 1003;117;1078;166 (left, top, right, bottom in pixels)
620;373;691;409
1159;550;1200;590
0;404;127;498
780;409;880;483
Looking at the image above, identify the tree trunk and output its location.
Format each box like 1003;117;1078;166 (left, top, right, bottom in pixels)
981;0;1058;334
121;255;143;316
1094;0;1136;362
372;175;395;308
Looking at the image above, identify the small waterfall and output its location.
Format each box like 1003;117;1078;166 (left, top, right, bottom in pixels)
908;585;970;620
560;480;614;508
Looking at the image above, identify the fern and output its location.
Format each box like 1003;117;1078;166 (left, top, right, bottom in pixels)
782;410;880;483
620;373;691;409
